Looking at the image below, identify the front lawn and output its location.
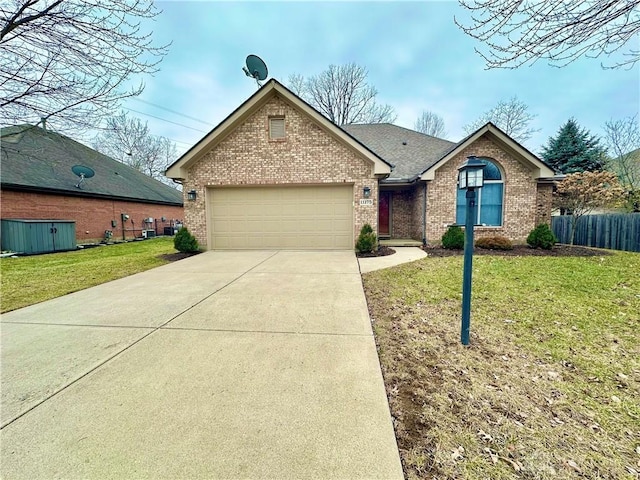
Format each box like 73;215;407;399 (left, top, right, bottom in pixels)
1;238;177;313
364;251;640;479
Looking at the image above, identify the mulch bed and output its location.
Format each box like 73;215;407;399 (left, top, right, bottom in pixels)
355;246;396;258
161;245;609;261
422;244;611;257
158;251;202;262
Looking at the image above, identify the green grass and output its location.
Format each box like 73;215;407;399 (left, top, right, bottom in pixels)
1;238;177;313
364;251;640;480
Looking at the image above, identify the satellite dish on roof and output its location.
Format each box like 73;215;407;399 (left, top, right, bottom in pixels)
242;54;268;87
72;165;95;189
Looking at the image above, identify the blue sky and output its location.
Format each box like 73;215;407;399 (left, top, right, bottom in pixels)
122;1;639;156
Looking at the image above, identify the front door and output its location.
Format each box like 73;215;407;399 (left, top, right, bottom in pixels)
379;191;390;237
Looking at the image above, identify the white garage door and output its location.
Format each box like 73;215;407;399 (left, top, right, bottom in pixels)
207;185;353;249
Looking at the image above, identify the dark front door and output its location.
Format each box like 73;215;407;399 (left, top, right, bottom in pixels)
379;191;390;237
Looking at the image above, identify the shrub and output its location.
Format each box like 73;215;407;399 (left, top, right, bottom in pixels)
356;223;377;254
174;227;199;253
526;224;557;250
475;235;513;250
441;225;465;249
360;223;374;235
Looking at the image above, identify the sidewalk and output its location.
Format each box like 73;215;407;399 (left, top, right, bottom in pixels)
358;246;428;273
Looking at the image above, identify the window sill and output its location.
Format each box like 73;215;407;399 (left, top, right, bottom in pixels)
451;224;503;229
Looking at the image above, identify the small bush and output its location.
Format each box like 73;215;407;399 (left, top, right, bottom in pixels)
360;223;374;235
356;223;377;254
475;235;513;250
526;224;557;250
442;226;465;249
174;227;199;253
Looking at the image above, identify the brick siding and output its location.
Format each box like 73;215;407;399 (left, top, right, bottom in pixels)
425;136;544;243
183;94;379;248
1;189;184;243
388;189;413;239
535;183;554;227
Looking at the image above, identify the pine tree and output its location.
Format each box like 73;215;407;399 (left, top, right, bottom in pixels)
541;119;606;173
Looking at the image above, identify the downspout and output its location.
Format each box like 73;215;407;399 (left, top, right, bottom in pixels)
422;182;427;245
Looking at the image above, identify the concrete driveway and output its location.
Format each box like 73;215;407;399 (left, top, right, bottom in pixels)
1;251;403;479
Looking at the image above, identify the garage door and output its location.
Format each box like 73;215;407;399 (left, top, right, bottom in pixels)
207;185;353;249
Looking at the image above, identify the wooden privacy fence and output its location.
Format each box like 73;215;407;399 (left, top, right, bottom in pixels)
552;213;640;252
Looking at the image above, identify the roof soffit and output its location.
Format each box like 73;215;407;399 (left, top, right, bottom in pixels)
165;80;391;179
420;124;554;180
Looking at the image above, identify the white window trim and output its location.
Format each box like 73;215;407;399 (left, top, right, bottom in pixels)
269;117;285;139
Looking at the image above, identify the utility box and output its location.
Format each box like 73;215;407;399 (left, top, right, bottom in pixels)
1;219;76;254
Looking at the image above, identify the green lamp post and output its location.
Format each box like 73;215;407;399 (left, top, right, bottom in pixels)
458;156;486;345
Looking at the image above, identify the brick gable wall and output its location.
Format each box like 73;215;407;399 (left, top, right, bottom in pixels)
1;189;184;243
425;136;550;243
183;94;379;249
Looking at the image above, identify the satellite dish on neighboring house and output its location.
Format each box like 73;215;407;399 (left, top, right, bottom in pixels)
71;165;95;189
242;54;268;87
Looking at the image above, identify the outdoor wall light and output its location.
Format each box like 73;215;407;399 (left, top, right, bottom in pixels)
187;189;197;201
363;186;371;198
457;156;486;346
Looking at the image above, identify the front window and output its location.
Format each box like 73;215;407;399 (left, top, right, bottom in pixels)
456;159;504;226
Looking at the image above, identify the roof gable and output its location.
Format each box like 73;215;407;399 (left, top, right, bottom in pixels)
0;125;183;205
165;79;392;180
420;123;555;180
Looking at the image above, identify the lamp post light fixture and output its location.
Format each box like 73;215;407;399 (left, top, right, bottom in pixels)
187;189;197;201
457;156;486;345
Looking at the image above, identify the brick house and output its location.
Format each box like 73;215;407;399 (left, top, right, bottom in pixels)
166;79;556;250
1;125;184;244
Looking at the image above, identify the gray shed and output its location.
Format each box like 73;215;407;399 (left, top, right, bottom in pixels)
1;219;76;254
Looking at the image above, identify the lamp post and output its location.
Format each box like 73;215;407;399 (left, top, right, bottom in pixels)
457;156;486;345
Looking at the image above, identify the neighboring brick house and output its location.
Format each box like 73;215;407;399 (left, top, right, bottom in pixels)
1;125;184;244
166;79;556;250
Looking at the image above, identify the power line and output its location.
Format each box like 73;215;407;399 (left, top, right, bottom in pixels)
131;98;215;126
123;107;210;134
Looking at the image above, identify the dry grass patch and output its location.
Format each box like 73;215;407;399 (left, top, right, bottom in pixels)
364;252;639;479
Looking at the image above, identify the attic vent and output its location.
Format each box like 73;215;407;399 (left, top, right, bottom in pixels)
269;117;285;139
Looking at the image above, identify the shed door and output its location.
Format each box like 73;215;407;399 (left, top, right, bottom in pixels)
207;185;353;250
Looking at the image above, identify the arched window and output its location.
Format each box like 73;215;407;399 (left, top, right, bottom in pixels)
456;158;504;226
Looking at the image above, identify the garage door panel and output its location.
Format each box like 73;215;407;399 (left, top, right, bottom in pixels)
208;186;353;250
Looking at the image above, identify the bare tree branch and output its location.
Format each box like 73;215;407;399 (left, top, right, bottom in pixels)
414;110;447;137
287;63;396;125
92;111;178;187
603;115;640;210
463;96;539;143
0;0;169;132
456;0;640;69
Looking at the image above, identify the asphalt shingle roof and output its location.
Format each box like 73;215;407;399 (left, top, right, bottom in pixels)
342;123;457;182
1;125;183;205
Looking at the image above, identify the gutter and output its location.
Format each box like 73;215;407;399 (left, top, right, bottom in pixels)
422;182;427;245
1;184;184;207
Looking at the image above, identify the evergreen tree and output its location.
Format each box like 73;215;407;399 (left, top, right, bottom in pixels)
541;119;606;173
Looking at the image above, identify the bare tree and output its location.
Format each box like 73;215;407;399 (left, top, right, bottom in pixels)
0;0;168;132
603;115;640;211
554;171;625;244
93;111;178;187
456;0;640;69
414;111;446;138
287;63;396;125
463;96;539;143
